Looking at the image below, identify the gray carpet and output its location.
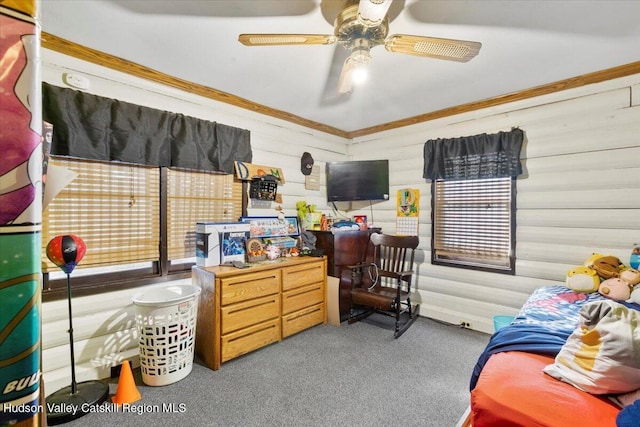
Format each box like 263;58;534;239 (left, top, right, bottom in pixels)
60;316;490;427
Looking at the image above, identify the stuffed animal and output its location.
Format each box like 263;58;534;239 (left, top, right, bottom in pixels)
567;254;638;297
598;278;633;301
630;244;640;270
566;266;600;293
629;286;640;305
296;200;319;230
597;268;640;302
584;253;623;279
264;244;281;260
620;268;640;304
620;268;640;286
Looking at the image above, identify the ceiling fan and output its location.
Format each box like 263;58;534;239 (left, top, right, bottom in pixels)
238;0;482;94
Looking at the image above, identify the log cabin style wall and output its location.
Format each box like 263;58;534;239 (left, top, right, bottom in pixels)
39;45;640;393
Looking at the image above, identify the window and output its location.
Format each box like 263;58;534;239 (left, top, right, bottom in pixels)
431;177;516;274
166;167;243;266
42;156;245;300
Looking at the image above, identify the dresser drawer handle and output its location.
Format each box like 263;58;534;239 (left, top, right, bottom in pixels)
227;323;277;343
228;274;277;287
287;306;322;321
228;299;277;315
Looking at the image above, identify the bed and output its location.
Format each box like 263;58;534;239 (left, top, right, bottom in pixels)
469;285;640;427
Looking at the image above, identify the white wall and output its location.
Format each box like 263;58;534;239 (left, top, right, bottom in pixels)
347;74;640;334
40;50;349;393
40;48;640;393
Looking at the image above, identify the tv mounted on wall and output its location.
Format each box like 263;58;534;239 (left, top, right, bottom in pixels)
325;159;390;202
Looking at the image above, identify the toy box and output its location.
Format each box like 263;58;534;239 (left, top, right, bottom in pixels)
196;222;250;267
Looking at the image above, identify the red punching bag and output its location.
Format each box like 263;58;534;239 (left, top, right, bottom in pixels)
46;234;86;274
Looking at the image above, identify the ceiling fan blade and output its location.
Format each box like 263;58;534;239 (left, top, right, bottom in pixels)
385;34;482;62
357;0;394;27
238;34;336;46
337;58;356;94
320;46;352;105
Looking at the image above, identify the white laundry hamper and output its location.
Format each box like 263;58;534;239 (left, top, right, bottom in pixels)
131;284;201;386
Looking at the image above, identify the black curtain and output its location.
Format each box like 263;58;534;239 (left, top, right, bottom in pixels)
42;83;251;173
423;128;524;181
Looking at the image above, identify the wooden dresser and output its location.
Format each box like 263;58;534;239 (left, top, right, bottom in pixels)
192;256;327;370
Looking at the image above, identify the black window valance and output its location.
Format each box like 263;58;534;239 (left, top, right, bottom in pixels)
423;128;524;181
42;83;251;174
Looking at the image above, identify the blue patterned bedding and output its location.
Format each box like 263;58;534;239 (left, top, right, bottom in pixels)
469;285;638;390
510;285;608;333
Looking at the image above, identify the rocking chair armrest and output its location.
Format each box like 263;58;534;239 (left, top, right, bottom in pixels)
346;262;370;271
395;270;414;279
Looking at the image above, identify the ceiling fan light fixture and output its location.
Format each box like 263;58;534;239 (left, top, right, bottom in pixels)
351;64;368;85
349;46;371;65
357;0;394;27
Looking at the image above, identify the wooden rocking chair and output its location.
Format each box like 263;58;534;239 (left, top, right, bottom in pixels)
348;233;420;338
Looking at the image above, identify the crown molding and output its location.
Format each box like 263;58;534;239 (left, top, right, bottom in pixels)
41;32;640;140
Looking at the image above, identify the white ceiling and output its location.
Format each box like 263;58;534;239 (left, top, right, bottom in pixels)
40;0;640;134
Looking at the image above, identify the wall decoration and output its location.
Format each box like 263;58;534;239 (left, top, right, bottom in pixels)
396;188;419;236
234;161;285;184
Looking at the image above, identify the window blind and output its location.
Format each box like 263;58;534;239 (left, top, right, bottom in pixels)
166;168;243;261
42;157;160;272
433;177;514;270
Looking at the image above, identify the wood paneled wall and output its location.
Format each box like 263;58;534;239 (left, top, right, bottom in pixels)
40;48;640;393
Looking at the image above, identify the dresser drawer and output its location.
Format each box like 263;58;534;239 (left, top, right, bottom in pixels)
221;318;280;363
221;270;280;305
282;282;324;315
221;294;280;335
282;303;324;338
282;260;324;292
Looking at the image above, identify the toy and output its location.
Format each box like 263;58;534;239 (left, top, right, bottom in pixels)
566;266;600;293
296;200;321;230
620;268;640;286
631;244;640;270
265;244;281;260
629;286;640;305
598;278;633;301
567;254;639;300
584;254;623;279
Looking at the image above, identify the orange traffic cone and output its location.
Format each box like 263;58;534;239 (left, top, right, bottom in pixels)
112;360;141;406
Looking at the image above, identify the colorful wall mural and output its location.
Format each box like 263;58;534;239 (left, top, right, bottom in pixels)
0;1;42;425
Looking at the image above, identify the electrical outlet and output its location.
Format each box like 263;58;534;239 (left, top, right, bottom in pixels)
459;321;471;329
110;364;122;378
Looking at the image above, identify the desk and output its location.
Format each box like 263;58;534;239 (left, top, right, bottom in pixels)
193;256;327;370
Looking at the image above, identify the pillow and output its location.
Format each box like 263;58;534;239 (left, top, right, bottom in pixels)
543;299;640;394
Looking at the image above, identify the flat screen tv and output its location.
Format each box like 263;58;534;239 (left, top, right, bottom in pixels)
326;159;389;202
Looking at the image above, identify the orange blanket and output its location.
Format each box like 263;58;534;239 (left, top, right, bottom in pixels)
471;352;620;427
